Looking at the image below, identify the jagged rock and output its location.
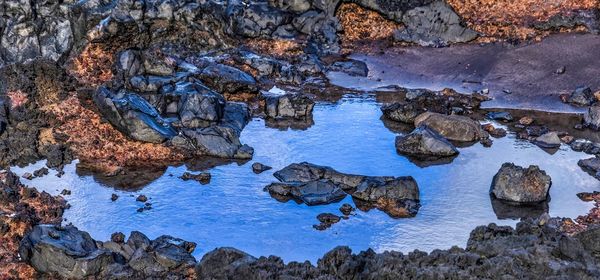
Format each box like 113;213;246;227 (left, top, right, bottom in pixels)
394;0;478;47
177;84;226;128
414;112;488;142
534;132;562;149
265;93;315;120
196;247;258;279
578;157;600;180
198;64;257;94
584;106;600;130
94;87;177;144
267;162;420;217
19;225;116;279
381;102;422;123
395;126;459;159
568;86;595;106
491;163;552;203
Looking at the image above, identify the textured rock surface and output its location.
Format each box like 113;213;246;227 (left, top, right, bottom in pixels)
266;162;420;217
395;125;459;159
491;163;552;203
414;112;488;142
195;218;600;279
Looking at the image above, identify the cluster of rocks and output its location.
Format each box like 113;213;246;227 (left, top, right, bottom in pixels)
0;0;483;69
195;217;600;279
264;162;420;218
19;225;197;279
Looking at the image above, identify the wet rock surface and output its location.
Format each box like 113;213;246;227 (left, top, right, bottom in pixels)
265;162;420;217
20;225;197;279
395;125;459;160
196;218;600;279
414;112;488;142
491;163;552;203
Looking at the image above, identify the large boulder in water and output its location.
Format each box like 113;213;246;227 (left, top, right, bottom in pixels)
414;112;488;142
196;247;258;279
490;163;552;203
19;225;116;279
395;126;459;159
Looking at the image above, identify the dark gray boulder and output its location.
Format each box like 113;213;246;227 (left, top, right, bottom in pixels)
265;180;347;205
578;157;600;180
381;102;422;123
486;112;513;122
414;112;488;142
393;0;478;47
584;106;600;130
568;86;595;107
490;163;552;203
19;225;116;279
196;247;258;279
198;63;257;94
94;87;178;143
267;162;420;217
395;126;459;159
265;93;315;120
177;85;226;128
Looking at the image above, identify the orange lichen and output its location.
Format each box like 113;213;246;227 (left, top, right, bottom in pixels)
6;90;28;109
336;3;401;52
0;171;66;279
448;0;599;41
245;38;304;59
561;192;600;235
70;44;114;86
42;94;186;172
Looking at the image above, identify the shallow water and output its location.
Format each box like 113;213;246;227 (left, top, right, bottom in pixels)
13;95;599;263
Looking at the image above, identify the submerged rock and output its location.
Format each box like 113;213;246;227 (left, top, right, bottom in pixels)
395;126;459;160
491;163;552;203
180;172;211;184
329;60;369;77
414;112;488;142
486;112;513;122
352;177;420;218
251;162;272;174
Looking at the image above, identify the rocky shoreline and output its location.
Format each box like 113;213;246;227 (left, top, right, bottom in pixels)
2;0;600;278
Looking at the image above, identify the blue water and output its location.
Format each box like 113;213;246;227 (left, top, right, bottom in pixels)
13;95;599;263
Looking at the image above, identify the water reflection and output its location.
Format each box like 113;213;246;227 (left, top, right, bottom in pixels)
11;95;599;263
